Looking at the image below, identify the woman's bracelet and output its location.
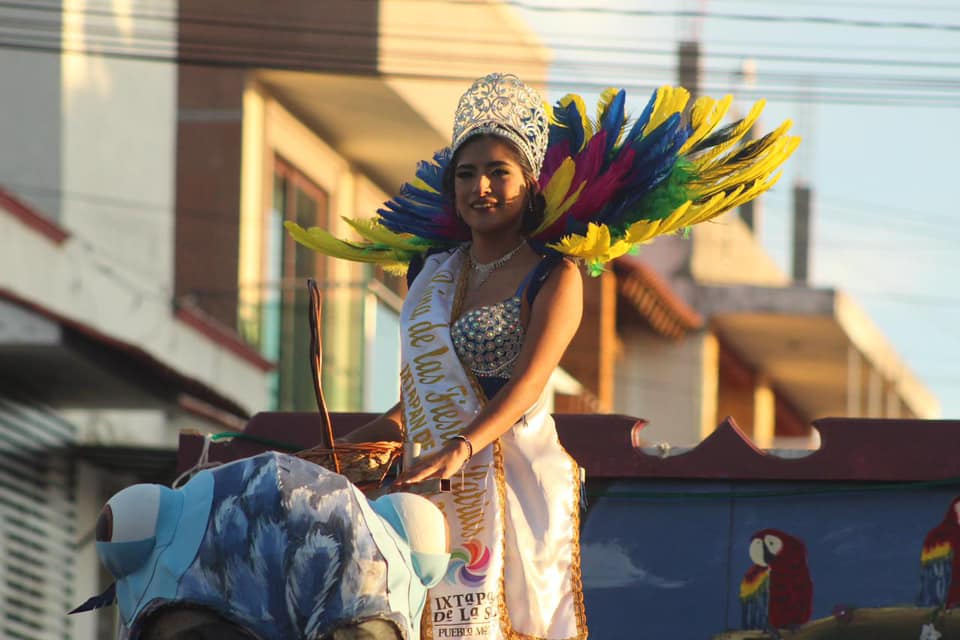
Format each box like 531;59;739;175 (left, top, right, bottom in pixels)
450;434;473;461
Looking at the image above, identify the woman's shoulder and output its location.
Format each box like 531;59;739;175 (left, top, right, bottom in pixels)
525;254;580;305
543;257;582;291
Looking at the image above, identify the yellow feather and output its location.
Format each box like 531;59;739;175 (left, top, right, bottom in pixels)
597;88;620;115
623;218;667;245
624;202;692;244
922;542;953;565
382;262;410;276
548;223;632;264
543;100;556;126
691;100;767;169
677;95;732;155
700;133;798;195
536;179;586;236
409;177;439;194
540;157;577;228
285;221;406;265
343;217;424;251
605;240;634;262
549;223;607;258
681;191;737;227
643;86;690;136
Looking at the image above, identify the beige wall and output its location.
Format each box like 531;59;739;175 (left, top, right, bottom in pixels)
615;326;719;446
62;0;178;292
380;0;551;145
0;203;270;415
690;211;789;286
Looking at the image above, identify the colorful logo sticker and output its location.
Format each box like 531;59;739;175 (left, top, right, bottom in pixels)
445;540;490;586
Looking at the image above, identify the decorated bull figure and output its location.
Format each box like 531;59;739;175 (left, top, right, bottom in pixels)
71;452;449;640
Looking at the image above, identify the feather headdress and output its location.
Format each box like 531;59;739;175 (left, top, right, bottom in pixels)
286;83;799;276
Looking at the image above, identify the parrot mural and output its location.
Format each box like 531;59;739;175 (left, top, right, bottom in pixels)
740;528;813;630
70;452;450;640
919;496;960;608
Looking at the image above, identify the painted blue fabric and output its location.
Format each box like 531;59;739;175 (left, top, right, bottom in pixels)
98;452;430;640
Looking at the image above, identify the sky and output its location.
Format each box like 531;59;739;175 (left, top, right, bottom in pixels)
516;0;960;417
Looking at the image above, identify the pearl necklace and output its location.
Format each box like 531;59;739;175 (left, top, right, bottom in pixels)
468;240;526;287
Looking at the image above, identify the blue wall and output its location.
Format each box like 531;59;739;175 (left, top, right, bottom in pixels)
580;480;955;638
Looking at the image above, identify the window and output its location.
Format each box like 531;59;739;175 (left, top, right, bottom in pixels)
240;153;404;413
259;156;330;411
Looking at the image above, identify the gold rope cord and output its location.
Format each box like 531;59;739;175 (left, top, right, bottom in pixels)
423;251;588;640
456;252;588;640
494;443;588;640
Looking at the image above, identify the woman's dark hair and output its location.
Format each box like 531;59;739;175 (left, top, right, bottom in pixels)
442;133;547;236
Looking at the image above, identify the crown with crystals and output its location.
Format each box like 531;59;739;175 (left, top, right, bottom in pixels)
451;72;549;176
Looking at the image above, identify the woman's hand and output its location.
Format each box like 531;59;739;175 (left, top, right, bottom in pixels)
397;439;471;485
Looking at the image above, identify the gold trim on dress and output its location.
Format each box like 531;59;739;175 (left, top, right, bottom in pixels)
432;251;588;640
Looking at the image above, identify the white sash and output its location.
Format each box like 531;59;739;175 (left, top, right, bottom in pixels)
400;249;587;640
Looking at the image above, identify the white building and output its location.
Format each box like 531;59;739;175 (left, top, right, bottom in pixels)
0;1;553;637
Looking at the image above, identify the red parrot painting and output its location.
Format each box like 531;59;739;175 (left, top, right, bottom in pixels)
740;528;813;630
919;496;960;607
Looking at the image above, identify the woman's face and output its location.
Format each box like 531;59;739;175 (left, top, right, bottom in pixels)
454;136;528;238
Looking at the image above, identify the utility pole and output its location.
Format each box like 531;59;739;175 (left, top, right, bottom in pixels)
792;80;816;285
676;0;706;99
792;182;812;284
733;59;759;234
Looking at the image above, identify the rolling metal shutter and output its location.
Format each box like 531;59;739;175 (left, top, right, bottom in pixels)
0;392;76;640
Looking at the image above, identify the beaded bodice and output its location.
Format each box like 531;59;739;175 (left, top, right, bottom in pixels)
451;296;524;379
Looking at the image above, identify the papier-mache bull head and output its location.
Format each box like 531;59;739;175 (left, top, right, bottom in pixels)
72;452;449;640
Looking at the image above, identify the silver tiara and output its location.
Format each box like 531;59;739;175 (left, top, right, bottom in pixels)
451;73;549;176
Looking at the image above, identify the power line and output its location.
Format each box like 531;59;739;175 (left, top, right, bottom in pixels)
765;191;960;232
46;0;960;54
500;0;960;32
6;2;960;74
709;0;960;11
1;33;956;110
3;5;959;107
6;9;960;80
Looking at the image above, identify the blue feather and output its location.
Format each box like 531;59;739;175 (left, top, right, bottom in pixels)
285;529;342;638
918;556;952;606
549;99;587;153
177;562;227;606
377;149;467;243
68;582;116;614
620;89;659;148
249;517;289;620
240;457;281;521
597;90;627;159
741;583;769;629
212;496;249;559
225;554;276;624
593;114;687;228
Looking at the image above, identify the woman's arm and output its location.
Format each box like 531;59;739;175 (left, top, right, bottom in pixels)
339;401;403;443
399;259;584;483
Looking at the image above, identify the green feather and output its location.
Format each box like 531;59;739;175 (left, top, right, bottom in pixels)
614;159;696;235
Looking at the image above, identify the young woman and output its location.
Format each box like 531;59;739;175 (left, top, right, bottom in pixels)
343;74;588;640
289;71;799;640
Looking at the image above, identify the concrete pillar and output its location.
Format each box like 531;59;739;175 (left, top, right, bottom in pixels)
677;41;701;99
753;376;775;449
846;345;862;417
885;380;902;418
559;269;617;412
614;327;719;446
792;183;812;284
867;367;883;418
698;332;720;441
